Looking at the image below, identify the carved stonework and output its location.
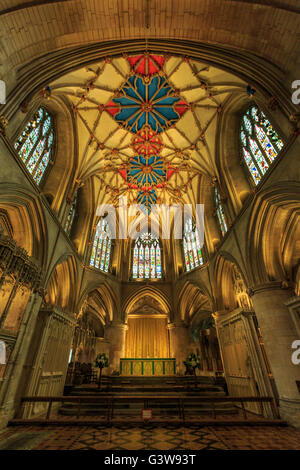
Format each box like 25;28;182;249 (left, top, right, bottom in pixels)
127;294;166;315
232;264;252;310
0;231;42;290
0;115;8;136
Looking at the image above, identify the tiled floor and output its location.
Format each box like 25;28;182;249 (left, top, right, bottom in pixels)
0;424;299;450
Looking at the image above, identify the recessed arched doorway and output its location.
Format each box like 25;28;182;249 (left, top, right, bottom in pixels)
122;294;175;376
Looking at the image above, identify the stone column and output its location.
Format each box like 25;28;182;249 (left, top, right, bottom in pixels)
105;321;128;374
168;321;190;375
21;308;53;418
0;291;43;428
250;282;300;426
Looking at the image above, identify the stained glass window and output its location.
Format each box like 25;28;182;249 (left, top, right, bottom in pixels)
240;105;284;185
132;232;162;280
215;188;228;237
14;107;54;184
90;218;111;272
64;192;77;236
183;218;204;272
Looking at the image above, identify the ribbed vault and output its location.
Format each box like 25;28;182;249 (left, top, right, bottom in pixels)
49;53;245;219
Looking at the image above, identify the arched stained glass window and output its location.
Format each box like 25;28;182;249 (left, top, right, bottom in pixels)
183;218;204;272
90;218;111;272
215;187;228;237
64;193;77;236
132;232;162;279
14;107;54;184
240;105;284;185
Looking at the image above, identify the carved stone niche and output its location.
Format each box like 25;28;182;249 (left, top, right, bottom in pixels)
285;296;300;337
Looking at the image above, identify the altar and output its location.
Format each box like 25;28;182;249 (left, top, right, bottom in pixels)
120;358;176;376
122;305;174;375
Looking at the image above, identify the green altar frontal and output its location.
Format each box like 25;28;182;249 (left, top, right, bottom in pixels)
120;358;176;376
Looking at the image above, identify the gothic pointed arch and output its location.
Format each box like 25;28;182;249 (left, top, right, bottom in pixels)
123;286;171;322
0;186;47;268
45;255;79;313
247;182;300;286
79;282;117;323
178;281;212;322
213;252;251;311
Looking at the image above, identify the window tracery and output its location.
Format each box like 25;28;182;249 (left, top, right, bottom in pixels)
183;218;204;271
64;192;77;236
90;218;112;272
132;232;162;280
14;107;54;184
240;105;284;185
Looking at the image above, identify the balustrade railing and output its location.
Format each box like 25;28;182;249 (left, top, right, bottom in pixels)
12;394;281;425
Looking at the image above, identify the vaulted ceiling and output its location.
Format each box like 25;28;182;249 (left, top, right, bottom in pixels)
0;0;299;92
51;53;246;213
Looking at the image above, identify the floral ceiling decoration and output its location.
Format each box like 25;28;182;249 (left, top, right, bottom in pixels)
131;127;163;156
51;53;246;213
107;74;189;133
127;155;166;187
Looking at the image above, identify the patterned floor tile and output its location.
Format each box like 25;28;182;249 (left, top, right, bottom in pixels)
0;424;299;450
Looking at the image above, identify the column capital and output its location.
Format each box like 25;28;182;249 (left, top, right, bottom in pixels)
247;281;293;297
168;320;188;329
106;321;128;331
211;310;228;322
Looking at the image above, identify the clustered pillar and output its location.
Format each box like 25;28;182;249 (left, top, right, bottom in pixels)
250;283;300;426
168;321;190;375
105;321;128;374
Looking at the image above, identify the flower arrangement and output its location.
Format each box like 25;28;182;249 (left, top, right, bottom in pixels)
183;352;201;375
94;353;108;369
94;353;109;390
